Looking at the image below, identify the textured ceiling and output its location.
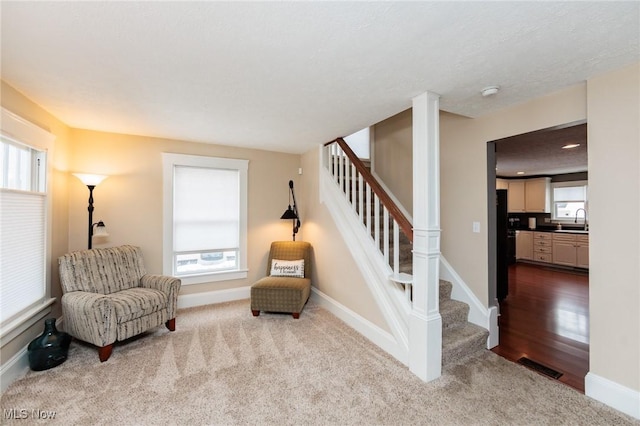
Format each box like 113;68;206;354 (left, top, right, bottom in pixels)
1;2;639;154
495;123;587;177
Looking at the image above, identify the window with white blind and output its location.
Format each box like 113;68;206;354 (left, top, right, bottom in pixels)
551;181;588;221
162;153;248;285
1;108;55;340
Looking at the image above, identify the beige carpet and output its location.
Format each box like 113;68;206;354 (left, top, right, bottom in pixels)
1;300;637;425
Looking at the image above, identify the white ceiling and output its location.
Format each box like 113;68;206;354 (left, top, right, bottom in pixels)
2;2;638;154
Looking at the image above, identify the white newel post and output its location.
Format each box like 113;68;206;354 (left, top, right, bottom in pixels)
409;91;442;381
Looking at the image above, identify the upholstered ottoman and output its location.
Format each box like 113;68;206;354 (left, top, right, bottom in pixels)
251;241;312;319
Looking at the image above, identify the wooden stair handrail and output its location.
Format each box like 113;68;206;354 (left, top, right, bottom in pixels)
325;137;413;243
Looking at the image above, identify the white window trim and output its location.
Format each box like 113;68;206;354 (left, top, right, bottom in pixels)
0;108;56;345
162;153;248;285
551;180;588;223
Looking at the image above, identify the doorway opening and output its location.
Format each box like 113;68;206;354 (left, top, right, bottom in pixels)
486;121;589;392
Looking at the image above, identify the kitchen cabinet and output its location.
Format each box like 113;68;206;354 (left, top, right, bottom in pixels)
516;230;533;260
506;178;550;213
525;178;551;213
533;232;553;263
508;181;526;212
576;235;589;268
552;233;589;268
496;178;509;190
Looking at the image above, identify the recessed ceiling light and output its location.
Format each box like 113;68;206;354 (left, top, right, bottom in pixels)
481;86;500;97
516;171;525;175
562;143;581;149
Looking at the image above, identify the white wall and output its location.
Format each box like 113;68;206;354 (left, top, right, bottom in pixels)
344;127;371;159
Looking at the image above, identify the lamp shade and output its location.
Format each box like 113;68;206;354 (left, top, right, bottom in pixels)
73;173;108;186
280;206;298;220
93;221;109;237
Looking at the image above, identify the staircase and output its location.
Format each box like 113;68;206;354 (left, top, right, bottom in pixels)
323;138;488;370
439;279;489;367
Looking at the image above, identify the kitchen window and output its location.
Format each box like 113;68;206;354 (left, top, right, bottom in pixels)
0;108;55;343
162;153;248;285
551;181;588;221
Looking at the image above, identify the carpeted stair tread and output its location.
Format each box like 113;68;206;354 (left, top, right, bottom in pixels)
442;322;489;367
399;264;413;275
440;299;470;330
439;280;452;301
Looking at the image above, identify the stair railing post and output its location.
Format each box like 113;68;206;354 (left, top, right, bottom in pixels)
409;91;442;382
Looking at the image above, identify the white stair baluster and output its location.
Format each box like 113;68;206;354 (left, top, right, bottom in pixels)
383;208;390;265
351;163;357;212
374;194;380;248
393;221;400;274
358;173;364;223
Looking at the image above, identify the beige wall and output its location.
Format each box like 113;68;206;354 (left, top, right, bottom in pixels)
441;65;640;393
4;62;639;395
587;63;639;391
440;84;586;306
373;108;413;212
1;81;71;364
299;148;390;331
1;80;301;365
68;128;302;296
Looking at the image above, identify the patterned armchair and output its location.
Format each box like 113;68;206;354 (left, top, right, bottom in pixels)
58;245;181;362
251;241;312;319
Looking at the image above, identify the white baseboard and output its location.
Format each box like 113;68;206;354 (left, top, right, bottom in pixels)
585;372;640;420
487;306;499;348
311;287;408;366
0;346;30;394
177;286;251;309
1;315;65;393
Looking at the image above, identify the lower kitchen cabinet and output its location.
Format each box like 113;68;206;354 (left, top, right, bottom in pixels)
516;230;533;260
552;233;589;268
533;232;553;263
576;235;589;268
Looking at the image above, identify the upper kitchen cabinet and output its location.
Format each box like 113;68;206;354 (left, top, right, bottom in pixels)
506;177;551;213
525;178;551;212
507;180;526;212
496;178;509;190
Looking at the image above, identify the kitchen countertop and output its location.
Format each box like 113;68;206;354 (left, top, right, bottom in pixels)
517;228;589;234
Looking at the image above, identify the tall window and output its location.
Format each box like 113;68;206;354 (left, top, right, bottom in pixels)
551;181;588;221
162;153;248;285
0;108;54;333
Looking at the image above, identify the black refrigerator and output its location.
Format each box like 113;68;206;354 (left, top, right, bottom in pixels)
496;189;509;301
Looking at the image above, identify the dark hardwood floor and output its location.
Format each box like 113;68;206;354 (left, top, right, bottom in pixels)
491;262;589;393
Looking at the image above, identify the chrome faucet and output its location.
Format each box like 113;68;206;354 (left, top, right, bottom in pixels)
574;208;588;230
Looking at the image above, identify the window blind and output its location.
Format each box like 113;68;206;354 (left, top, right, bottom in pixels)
554;186;586;202
0;189;46;324
173;166;240;252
